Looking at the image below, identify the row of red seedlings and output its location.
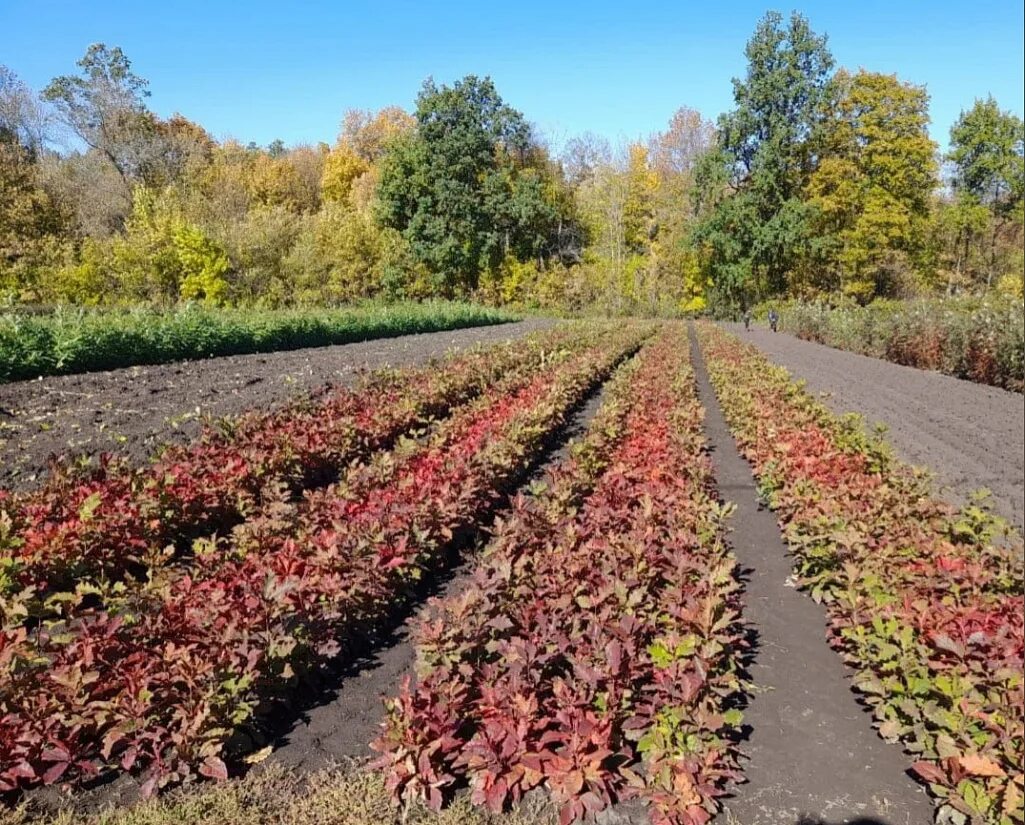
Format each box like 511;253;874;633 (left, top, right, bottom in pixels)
0;324;583;629
373;326;746;825
697;323;1023;825
0;323;649;796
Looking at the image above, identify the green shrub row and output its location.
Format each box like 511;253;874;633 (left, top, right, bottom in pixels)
772;298;1024;392
0;302;518;383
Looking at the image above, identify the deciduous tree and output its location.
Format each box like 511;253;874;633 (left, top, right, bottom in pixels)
377;75;563;293
948;97;1025;286
805;69;938;299
693;11;834;308
42;44;153;188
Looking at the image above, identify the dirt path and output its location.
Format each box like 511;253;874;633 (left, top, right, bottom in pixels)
691;328;934;825
0;320;553;490
726;323;1025;534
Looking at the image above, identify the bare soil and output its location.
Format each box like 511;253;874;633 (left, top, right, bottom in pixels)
691;327;935;825
727;323;1025;534
0;320;552;490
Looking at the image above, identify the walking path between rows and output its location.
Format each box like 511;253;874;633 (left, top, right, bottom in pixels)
725;323;1025;535
690;326;935;825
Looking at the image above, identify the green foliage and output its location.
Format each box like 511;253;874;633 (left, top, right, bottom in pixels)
949;97;1025;211
942;99;1025;292
777;297;1025;391
0;301;518;382
693;10;834;309
377;76;566;294
4;36;1023;318
687;15;1023;314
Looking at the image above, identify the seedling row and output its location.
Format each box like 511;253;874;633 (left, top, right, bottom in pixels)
1;322;1021;825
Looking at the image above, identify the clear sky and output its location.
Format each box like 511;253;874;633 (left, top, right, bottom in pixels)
2;0;1022;153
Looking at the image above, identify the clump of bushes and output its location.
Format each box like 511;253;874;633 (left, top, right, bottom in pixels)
778;298;1024;391
0;301;518;382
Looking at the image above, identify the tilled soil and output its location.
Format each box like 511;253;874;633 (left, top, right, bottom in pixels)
691;328;935;825
728;323;1025;534
0;319;553;490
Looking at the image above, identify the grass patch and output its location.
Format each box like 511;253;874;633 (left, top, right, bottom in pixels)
0;764;557;825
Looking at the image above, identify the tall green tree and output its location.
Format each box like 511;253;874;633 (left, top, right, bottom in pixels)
804;69;938;299
42;44;154;187
948;97;1024;286
693;11;834;309
376;75;561;293
949;97;1025;211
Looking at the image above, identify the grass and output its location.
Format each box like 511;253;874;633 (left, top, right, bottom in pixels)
0;764;558;825
0;301;519;383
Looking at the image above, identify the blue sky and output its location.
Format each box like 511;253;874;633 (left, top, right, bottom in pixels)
2;0;1022;152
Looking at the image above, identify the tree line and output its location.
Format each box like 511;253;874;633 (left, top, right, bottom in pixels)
1;12;1022;315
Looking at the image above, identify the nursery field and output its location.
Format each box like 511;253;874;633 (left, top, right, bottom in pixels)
0;319;552;490
725;323;1025;534
0;321;1022;825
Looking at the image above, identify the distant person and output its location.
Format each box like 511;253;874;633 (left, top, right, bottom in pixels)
768;308;779;332
743;309;752;331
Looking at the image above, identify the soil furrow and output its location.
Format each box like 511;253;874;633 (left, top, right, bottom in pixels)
689;325;934;825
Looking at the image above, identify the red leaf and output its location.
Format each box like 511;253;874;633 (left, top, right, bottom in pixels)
199;756;228;781
911;759;948;785
42;762;69;785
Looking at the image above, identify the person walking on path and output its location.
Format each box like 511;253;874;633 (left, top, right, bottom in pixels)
768;308;779;332
743;309;752;331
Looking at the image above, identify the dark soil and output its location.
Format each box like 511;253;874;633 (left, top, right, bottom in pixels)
0;320;553;490
728;323;1025;534
690;327;935;825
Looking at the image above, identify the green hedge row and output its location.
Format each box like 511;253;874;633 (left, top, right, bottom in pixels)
0;302;519;383
771;297;1024;392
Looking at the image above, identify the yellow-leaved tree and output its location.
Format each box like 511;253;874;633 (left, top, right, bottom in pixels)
322;107;413;204
805;69;938;299
105;188;231;304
